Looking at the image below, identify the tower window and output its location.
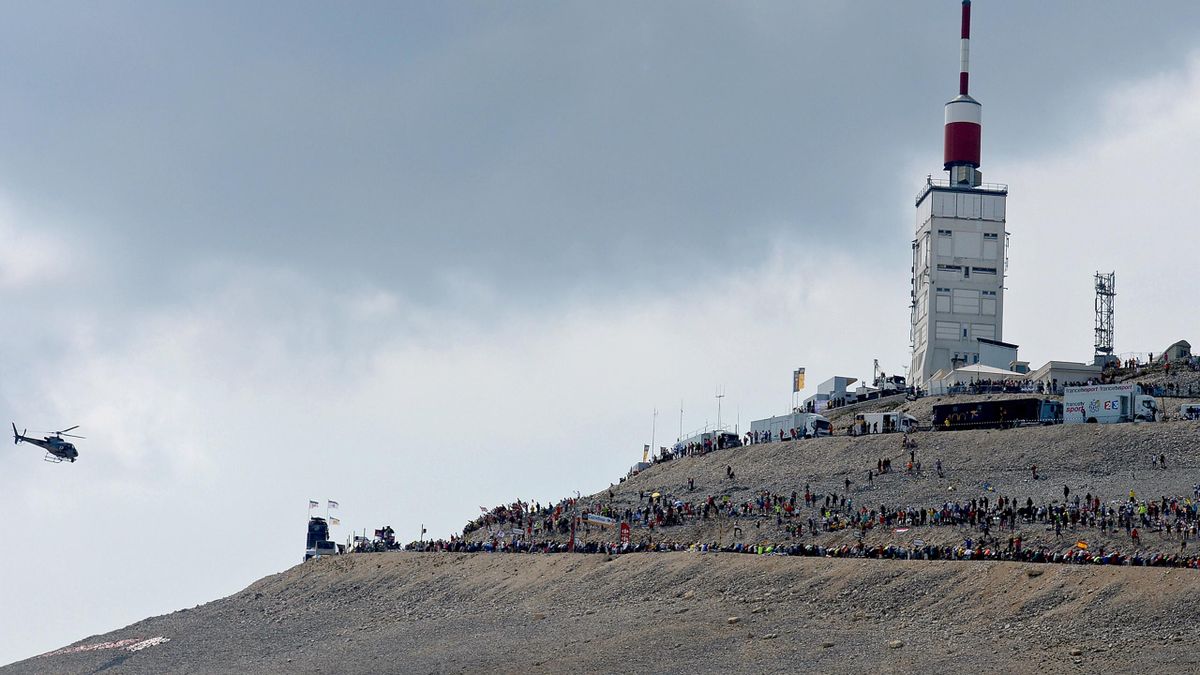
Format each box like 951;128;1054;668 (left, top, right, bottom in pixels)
935;321;959;341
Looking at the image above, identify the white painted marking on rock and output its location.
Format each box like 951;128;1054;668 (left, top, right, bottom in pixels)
126;636;171;652
41;636;170;657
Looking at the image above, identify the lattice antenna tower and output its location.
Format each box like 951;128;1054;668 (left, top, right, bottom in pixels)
1094;271;1115;357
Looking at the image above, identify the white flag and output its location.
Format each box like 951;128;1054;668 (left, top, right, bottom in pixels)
308;500;319;509
328;500;339;509
329;517;340;526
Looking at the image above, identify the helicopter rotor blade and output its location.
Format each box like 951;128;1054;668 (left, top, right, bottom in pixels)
56;425;80;434
60;434;86;439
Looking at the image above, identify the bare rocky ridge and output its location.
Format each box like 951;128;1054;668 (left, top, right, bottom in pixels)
7;553;1200;674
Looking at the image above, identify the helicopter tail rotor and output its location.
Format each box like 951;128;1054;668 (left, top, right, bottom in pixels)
11;423;17;445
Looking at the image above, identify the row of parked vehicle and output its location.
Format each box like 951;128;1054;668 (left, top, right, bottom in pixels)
855;383;1193;433
664;386;1194;458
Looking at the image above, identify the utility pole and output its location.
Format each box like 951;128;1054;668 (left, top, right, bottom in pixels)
651;408;657;455
679;399;684;440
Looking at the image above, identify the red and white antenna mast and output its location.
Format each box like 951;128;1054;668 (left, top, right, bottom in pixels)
944;0;982;186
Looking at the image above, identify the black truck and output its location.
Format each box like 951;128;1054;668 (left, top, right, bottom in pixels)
932;398;1062;431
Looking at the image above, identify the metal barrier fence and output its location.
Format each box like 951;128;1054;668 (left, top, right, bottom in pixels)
926;382;1200;399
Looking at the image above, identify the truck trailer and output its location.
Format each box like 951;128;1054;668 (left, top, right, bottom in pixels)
750;412;832;440
852;412;919;435
674;430;741;454
1063;384;1158;424
932;398;1062;431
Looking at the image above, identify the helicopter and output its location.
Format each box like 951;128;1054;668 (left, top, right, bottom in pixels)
12;423;82;463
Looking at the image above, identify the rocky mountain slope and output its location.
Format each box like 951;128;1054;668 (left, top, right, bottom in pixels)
8;552;1200;674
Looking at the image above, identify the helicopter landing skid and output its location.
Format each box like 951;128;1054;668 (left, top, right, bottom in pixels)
43;453;66;463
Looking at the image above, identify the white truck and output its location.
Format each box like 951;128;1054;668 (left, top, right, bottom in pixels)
674;430;741;453
750;412;832;440
852;412;919;435
1063;383;1159;424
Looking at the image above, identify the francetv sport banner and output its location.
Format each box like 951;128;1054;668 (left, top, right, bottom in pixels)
793;368;806;393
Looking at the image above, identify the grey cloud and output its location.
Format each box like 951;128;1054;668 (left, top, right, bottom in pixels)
2;2;1196;310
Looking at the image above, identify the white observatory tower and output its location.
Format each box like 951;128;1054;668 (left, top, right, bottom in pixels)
909;0;1009;389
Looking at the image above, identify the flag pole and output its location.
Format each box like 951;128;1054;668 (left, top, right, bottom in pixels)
651;407;657;456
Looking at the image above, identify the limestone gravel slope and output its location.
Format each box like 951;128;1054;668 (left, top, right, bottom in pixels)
613;420;1200;516
500;421;1200;555
7;552;1200;675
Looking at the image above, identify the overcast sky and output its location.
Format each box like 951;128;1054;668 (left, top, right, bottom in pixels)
3;1;1200;665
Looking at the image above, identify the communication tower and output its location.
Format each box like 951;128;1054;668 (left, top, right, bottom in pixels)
1094;271;1115;363
909;0;1008;388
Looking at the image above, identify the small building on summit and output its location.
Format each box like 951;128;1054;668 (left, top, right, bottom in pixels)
1027;361;1102;394
977;337;1019;371
1157;340;1192;363
802;376;858;412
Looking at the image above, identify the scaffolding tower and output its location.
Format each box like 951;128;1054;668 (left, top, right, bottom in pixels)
1094;271;1115;361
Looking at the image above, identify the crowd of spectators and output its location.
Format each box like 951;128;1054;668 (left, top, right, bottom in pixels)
395;449;1200;572
401;537;1200;570
391;355;1200;572
744;428;817;445
462;495;585;538
942;378;1029;396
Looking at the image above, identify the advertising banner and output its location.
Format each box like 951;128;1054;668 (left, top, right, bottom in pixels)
584;514;616;528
